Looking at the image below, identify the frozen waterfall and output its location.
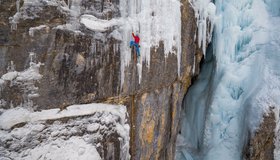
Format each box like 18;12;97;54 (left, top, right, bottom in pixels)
177;0;280;160
119;0;181;85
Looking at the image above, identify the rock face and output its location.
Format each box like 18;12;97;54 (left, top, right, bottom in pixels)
0;0;201;159
244;111;276;160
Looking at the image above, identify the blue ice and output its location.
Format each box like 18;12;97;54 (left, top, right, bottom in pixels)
177;0;280;159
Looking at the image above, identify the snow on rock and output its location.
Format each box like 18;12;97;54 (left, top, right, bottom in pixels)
19;137;102;160
87;123;100;132
1;71;18;81
0;103;128;130
9;0;68;31
0;107;31;129
29;25;49;37
0;55;43;108
16;62;43;82
0;100;6;108
0;103;130;160
109;30;122;41
80;15;120;32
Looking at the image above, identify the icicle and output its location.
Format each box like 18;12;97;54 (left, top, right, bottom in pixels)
29;52;35;66
7;61;15;72
0;99;6;107
68;0;71;9
69;0;81;30
192;54;196;74
9;0;21;32
119;0;182;87
29;28;34;37
28;25;48;37
16;0;20;12
10;19;18;31
189;0;216;56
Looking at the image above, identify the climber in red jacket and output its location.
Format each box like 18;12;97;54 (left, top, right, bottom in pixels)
132;33;140;44
130;32;140;57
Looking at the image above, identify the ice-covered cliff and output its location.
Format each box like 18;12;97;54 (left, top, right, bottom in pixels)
0;0;204;159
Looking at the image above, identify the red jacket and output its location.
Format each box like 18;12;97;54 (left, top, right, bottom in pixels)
132;33;140;44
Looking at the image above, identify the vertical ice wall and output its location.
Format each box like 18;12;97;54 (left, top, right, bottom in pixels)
204;0;280;159
177;0;280;159
119;0;182;86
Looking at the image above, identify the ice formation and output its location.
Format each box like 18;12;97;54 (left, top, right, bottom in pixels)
189;0;216;56
0;53;43;108
119;0;182;85
177;0;280;159
28;25;49;37
10;0;183;86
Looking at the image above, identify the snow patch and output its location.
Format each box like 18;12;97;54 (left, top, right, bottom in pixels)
19;137;102;160
29;25;49;37
0;53;42;108
1;62;43;84
1;71;18;81
0;103;127;130
80;15;120;32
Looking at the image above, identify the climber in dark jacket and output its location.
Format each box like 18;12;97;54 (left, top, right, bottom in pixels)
130;32;140;57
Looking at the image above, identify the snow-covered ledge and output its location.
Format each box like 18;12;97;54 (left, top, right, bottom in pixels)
0;103;128;130
0;103;130;160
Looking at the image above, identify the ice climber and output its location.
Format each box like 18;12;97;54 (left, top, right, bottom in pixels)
130;32;140;58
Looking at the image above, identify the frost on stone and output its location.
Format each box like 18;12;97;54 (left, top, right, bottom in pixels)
109;30;122;41
29;25;49;37
0;103;130;160
9;0;68;32
0;53;43;108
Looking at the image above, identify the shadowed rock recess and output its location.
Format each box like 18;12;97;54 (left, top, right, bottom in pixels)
0;0;203;159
